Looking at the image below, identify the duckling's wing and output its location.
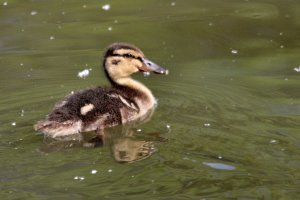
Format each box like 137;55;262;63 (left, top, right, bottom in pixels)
48;87;138;128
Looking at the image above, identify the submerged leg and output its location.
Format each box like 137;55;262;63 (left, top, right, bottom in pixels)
95;127;105;144
84;127;105;147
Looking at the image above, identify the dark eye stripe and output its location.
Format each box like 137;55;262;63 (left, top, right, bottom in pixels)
112;53;140;60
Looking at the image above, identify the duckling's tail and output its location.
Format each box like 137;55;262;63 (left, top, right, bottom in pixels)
34;120;82;138
34;120;53;131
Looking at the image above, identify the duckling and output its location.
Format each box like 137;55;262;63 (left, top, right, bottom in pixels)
34;43;168;140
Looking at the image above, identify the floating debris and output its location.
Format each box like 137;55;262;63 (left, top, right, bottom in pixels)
30;11;38;16
231;49;238;54
270;139;278;144
91;170;97;174
21;109;25;117
204;123;211;127
11;122;16;126
102;4;110;11
74;176;85;181
203;162;236;170
78;69;91;78
294;66;300;72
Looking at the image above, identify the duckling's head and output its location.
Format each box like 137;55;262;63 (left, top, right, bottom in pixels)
103;43;168;84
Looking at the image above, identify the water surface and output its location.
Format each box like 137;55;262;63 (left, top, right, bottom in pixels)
1;0;300;199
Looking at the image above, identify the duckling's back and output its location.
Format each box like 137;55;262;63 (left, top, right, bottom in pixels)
34;86;140;137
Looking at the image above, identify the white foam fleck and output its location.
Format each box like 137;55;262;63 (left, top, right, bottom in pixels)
49;36;55;40
171;2;176;6
204;123;211;127
74;176;85;180
270;139;278;144
293;66;300;72
102;4;110;11
11;122;16;126
82;4;87;8
20;63;24;66
231;49;238;54
137;129;142;132
78;69;90;78
21;109;25;117
30;11;38;16
108;26;112;31
108;169;112;173
166;124;171;129
3;2;8;6
91;170;97;174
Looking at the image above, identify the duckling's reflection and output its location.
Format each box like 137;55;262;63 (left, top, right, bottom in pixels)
41;110;166;163
106;125;156;163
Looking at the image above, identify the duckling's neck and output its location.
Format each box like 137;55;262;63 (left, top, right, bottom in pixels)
114;77;156;106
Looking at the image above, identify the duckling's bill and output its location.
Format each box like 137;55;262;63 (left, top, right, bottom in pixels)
141;58;169;75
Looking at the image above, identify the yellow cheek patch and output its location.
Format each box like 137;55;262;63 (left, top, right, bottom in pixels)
132;59;142;67
80;104;95;115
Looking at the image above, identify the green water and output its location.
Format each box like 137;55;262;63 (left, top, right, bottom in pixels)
1;0;300;199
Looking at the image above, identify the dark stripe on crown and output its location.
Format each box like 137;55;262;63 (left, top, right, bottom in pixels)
104;43;141;58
